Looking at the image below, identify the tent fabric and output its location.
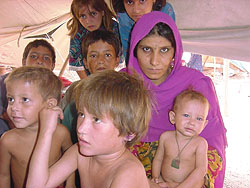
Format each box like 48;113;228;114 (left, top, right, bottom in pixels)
168;0;250;63
0;0;250;71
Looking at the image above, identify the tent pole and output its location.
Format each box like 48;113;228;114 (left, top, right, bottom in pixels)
59;54;69;77
223;58;229;116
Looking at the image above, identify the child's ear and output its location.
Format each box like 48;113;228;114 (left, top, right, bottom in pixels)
46;98;58;108
124;133;136;142
115;56;120;68
169;110;176;125
84;58;89;69
204;120;208;127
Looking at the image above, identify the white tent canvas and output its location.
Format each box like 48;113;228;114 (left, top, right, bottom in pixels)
0;0;250;71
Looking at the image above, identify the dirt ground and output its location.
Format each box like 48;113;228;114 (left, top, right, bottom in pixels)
213;76;250;188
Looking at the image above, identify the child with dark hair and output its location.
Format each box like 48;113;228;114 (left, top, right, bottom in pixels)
61;29;122;144
67;0;121;79
110;0;175;63
0;39;57;137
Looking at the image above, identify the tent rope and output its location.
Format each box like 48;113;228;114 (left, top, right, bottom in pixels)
17;26;28;47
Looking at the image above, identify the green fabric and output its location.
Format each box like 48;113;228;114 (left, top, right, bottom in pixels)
62;101;78;144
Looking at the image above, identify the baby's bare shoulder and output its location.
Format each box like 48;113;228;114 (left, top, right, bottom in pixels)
195;136;208;144
160;130;175;141
193;136;208;150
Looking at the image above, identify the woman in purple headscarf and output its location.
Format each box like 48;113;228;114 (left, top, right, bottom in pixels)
126;11;227;188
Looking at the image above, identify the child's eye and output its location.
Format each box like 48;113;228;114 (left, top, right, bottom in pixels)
78;112;85;119
126;0;134;5
105;53;112;57
80;14;86;19
30;54;38;59
197;117;203;121
183;114;190;118
43;55;52;62
90;11;97;17
7;97;14;103
90;54;97;58
22;97;30;103
93;117;101;124
140;0;146;3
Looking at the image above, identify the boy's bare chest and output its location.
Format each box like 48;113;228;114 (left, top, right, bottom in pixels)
79;162;115;188
10;136;36;167
10;134;62;168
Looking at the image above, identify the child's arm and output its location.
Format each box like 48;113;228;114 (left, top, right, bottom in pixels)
76;70;88;79
152;133;167;183
60;125;76;188
176;138;208;188
0;133;11;188
26;106;77;188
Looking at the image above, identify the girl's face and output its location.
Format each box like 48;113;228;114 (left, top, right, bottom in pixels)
137;34;175;86
123;0;155;22
78;5;104;32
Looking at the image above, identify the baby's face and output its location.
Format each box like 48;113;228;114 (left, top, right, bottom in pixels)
77;108;126;157
6;80;46;129
174;99;209;137
85;40;119;74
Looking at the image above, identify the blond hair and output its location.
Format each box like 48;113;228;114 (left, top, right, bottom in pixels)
173;89;209;112
5;66;62;103
74;70;152;147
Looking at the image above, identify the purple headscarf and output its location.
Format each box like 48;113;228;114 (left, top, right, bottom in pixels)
127;11;227;187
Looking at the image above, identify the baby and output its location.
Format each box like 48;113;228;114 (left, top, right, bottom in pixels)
152;89;209;188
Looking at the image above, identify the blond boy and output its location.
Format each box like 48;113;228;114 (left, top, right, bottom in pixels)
152;89;209;188
26;70;152;188
0;66;75;188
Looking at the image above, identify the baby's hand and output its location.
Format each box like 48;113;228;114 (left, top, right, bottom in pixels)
151;177;159;184
39;105;63;134
158;181;173;188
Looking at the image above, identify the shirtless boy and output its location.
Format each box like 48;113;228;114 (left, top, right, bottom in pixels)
0;39;56;135
152;89;209;188
0;66;75;188
26;70;152;188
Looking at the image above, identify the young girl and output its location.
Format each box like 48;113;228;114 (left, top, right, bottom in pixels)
67;0;120;79
111;0;175;64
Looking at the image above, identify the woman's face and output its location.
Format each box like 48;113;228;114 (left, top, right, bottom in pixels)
78;5;103;31
137;34;175;85
123;0;155;22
